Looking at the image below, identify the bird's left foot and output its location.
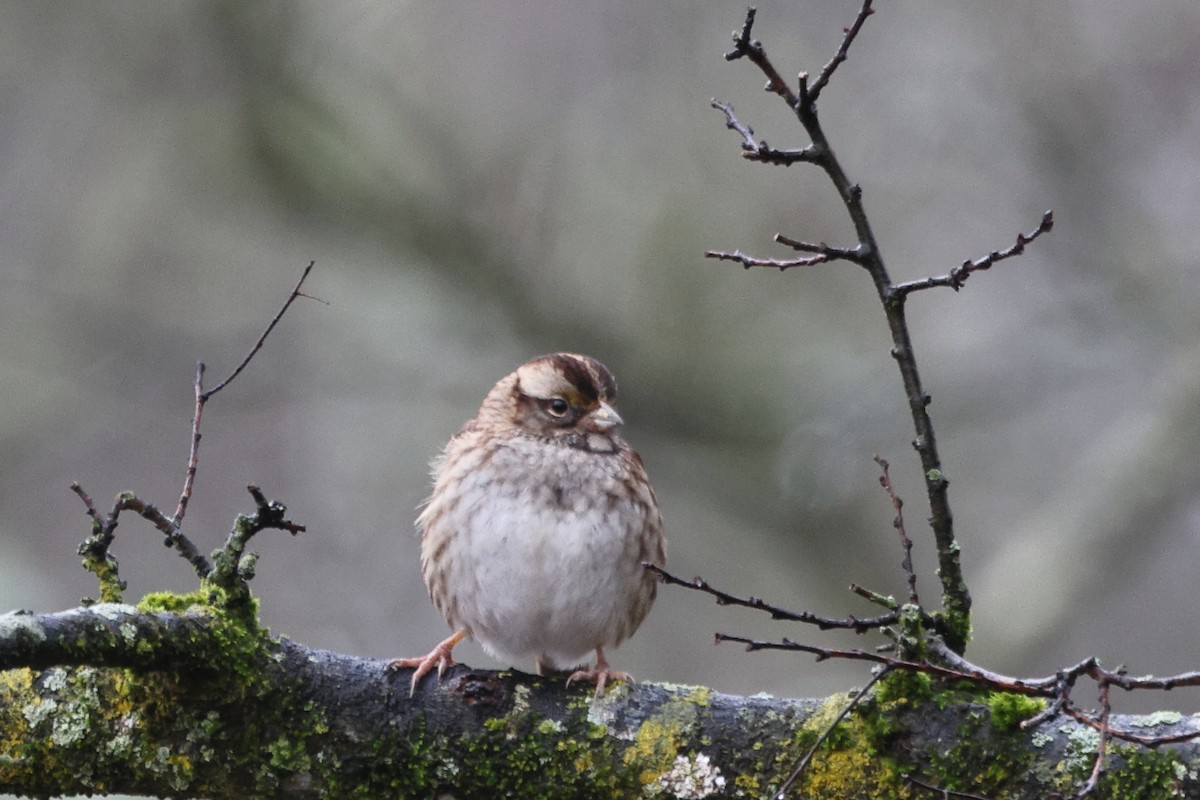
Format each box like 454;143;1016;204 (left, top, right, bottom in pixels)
566;647;632;699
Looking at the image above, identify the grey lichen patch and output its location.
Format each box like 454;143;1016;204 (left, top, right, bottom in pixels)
1060;724;1101;774
0;612;47;642
652;752;727;798
50;703;90;747
92;603;140;621
22;697;58;728
42;667;69;693
1130;711;1184;728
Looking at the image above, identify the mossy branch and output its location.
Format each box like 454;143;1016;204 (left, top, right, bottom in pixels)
3;602;1200;799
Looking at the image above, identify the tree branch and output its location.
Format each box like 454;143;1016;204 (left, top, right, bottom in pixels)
3;604;1199;798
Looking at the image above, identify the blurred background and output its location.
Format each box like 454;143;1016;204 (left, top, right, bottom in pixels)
3;3;1200;778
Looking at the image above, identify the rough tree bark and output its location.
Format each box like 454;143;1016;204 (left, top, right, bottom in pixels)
3;597;1200;799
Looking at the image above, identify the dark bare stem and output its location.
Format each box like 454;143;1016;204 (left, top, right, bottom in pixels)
774;234;863;262
646;563;898;633
893;211;1054;297
118;494;211;578
725;7;800;108
73;486;126;603
712;6;973;647
773;667;891;799
173;361;206;528
69;482;101;524
710;99;820;165
874;456;919;606
200;261;317;402
806;0;875;103
715;624;1200;749
172;261;318;530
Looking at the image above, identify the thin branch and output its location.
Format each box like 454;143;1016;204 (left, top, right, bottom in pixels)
710;6;973;639
892;211;1054;297
1073;682;1111;798
200;262;317;402
806;0;876;104
874;456;919;606
646;563;898;633
704;249;831;271
848;582;898;612
172;261;318;528
712;626;1200;751
174;361;207;529
774;668;891;799
117;494;211;578
724;7;800;108
774;233;862;262
69;482;101;524
710;100;820;165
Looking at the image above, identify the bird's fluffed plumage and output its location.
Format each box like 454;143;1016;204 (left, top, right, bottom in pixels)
391;353;665;696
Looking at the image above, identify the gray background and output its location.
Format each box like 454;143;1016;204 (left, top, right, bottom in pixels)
3;7;1200;791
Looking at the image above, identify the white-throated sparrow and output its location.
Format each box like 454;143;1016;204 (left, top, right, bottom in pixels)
389;353;665;697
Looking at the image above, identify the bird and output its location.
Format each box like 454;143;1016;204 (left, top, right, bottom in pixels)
388;353;665;698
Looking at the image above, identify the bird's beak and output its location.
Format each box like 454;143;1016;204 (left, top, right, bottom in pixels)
585;401;623;432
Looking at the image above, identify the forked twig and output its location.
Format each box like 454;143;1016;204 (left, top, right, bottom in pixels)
72;262;319;592
173;261;319;528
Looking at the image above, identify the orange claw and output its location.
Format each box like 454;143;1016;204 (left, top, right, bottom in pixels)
386;629;467;696
566;647;632;699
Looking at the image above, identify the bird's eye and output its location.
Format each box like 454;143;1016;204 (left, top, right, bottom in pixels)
545;398;570;417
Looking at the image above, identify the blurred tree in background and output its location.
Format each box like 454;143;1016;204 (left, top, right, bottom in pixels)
3;12;1200;793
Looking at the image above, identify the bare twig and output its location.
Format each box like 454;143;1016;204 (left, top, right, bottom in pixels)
704;249;830;271
646;563;898;633
710;100;820;165
174;361;207;531
199;262;318;402
849;582;898;611
892;211;1055;297
874;456;919;606
1073;682;1111;798
724;7;800;108
710;3;973;650
173;261;318;528
806;0;875;104
774;233;862;262
118;494;211;578
71;264;316;597
69;482;101;524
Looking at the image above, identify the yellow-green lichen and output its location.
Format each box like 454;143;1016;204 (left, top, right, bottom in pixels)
622;690;706;787
783;697;894;798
